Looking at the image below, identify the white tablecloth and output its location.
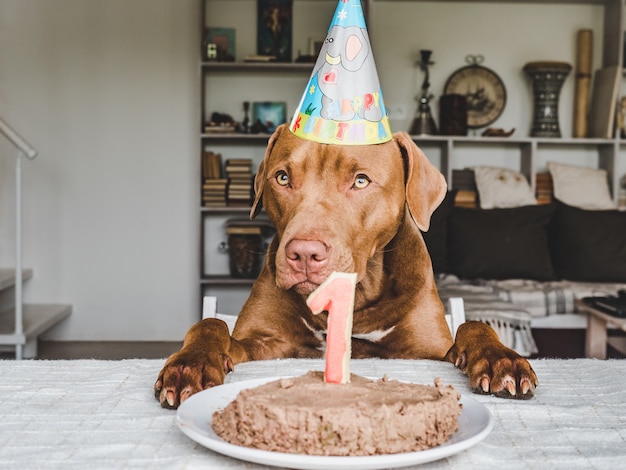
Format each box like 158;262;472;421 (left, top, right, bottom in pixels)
1;357;625;469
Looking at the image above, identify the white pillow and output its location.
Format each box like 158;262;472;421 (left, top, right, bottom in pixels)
472;166;537;209
547;161;616;210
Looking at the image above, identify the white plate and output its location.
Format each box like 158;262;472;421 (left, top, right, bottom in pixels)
176;376;494;470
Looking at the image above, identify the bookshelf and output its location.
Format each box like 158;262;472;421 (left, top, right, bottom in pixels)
199;0;625;315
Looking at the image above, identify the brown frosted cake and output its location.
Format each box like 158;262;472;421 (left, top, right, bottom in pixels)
211;371;462;456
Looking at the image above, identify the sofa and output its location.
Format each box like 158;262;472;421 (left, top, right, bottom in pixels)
424;163;626;358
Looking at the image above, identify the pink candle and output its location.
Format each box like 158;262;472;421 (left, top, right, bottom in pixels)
306;272;357;384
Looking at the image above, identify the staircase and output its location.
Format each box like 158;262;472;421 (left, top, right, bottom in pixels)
0;269;71;358
1;117;72;359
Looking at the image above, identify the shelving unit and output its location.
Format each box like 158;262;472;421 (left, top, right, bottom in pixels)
411;135;620;195
199;0;624;315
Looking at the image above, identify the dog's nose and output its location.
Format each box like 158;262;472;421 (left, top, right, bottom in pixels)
285;239;329;274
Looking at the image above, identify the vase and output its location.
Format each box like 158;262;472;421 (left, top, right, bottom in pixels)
523;61;572;138
439;94;467;136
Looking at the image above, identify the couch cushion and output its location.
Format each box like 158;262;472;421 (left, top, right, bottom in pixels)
472;166;537;209
547;161;615;210
448;204;556;280
421;190;456;274
548;202;626;282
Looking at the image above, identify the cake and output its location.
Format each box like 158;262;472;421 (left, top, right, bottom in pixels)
211;371;461;456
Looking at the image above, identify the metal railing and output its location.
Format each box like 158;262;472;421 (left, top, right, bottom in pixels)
0;118;38;359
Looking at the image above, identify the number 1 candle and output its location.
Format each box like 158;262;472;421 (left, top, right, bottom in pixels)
306;271;358;384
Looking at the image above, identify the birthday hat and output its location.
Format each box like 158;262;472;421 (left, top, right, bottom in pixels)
289;0;392;145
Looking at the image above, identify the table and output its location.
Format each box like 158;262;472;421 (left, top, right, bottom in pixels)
1;357;625;469
576;299;626;359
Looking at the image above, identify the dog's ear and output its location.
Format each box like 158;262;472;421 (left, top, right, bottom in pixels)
393;132;447;232
250;124;286;219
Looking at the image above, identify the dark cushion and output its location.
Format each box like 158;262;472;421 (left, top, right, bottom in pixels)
548;202;626;282
421;190;456;274
447;204;556;280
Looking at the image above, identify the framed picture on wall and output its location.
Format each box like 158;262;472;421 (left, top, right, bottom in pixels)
204;28;235;61
257;0;293;62
252;102;287;133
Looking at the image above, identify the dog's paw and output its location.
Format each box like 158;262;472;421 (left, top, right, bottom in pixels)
464;355;538;400
446;321;538;400
154;350;233;409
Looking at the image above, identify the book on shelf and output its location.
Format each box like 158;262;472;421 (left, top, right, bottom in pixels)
202;196;226;204
202;199;227;208
223;158;253;206
228;174;252;182
454;189;478;208
536;193;553;205
535;172;553;205
228;183;252;189
228;190;252;198
244;54;277;62
203;189;227;198
203;187;227;195
202;151;223;179
225;158;253;166
203;178;228;188
201;169;227;206
225;162;253;173
226;226;263;235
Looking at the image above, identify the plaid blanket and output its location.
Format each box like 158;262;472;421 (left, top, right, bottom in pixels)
436;275;538;356
436;274;626;356
479;278;626;318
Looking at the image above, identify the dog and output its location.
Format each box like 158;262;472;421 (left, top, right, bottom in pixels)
155;124;537;409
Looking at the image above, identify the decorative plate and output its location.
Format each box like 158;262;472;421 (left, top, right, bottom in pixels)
443;55;506;129
176;376;494;469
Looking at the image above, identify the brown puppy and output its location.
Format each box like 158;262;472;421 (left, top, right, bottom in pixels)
155;125;537;408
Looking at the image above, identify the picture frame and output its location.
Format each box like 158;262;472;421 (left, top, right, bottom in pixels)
252;102;287;133
204;28;235;61
257;0;293;62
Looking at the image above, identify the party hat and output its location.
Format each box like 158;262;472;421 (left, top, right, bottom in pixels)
289;0;392;145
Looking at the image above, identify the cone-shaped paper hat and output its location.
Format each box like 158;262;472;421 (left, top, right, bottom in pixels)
289;0;392;145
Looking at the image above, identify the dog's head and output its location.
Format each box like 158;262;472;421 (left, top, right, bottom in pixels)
251;124;446;296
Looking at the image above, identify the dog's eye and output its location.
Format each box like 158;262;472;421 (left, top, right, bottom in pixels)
275;170;290;187
353;174;371;189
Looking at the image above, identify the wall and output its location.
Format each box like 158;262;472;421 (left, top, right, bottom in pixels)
371;2;604;137
371;1;612;171
0;0;200;340
0;0;622;340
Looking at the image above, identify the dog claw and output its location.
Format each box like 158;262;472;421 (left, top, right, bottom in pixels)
154;380;162;399
166;390;176;408
454;352;466;369
180;387;193;404
480;376;490;393
223;355;234;374
521;379;531;395
505;381;516;396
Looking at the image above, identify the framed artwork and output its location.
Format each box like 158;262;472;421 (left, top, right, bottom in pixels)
252;102;287;133
257;0;293;62
204;28;235;61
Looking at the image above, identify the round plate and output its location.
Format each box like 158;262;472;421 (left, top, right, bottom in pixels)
444;63;506;128
176;376;494;470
